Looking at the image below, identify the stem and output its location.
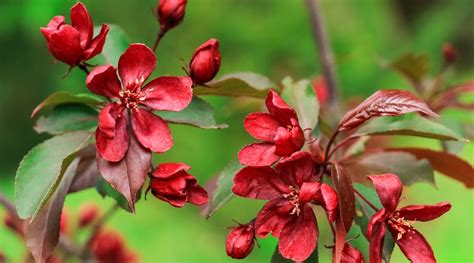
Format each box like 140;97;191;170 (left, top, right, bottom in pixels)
354;188;378;211
305;0;339;104
78;64;90;75
324;130;339;162
152;29;167;53
328;134;360;159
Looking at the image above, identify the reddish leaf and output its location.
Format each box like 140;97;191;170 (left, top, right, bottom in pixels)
333;218;346;263
382;148;474;188
431;82;474;111
69;146;99;193
337;90;438;132
97;134;151;212
330;164;355;232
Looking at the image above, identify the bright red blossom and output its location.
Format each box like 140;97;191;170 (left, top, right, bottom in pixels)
40;2;109;66
238;90;305;167
233;151;338;261
367;174;451;263
86;43;193;162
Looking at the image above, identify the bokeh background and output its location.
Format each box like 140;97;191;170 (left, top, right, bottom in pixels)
1;0;473;262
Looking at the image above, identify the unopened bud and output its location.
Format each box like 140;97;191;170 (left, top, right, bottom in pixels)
189;39;221;85
157;0;187;32
225;223;255;259
78;203;100;228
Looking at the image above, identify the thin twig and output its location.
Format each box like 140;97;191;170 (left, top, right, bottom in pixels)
324;130;339;162
152;29;167;52
78;64;90;75
354;188;378;211
305;0;339;104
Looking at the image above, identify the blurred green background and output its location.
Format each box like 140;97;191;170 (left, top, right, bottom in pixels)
0;0;473;262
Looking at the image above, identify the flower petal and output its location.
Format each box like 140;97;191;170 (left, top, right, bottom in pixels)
243;113;280;141
232;166;287;200
398;202;451;222
152;163;191;179
82;24;109;61
86;65;121;98
141;76;193;111
389;226;436;263
238;143;280;167
96;109;129;162
276;151;317;187
265;90;298;126
47;24;83;65
131;108;173;153
98;103;122;138
278;205;318;262
187;184;208;206
70;2;93;48
273;124;304;156
367;174;402;212
298;182;321;204
255;198;293;238
151;175;187;200
340;243;365;263
313;183;339;223
118;44;156;91
40;16;65;39
367;209;387;263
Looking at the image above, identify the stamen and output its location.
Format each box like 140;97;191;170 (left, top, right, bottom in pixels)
119;90;145;109
283;186;300;216
387;212;416;240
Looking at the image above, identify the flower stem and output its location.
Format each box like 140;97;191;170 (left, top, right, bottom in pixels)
324;130;339;162
78;63;90;75
354;188;378;211
152;29;167;53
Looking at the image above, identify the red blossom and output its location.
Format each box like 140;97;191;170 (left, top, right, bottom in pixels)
238;90;305;167
86;43;193;163
78;203;100;228
366;174;451;263
233;151;337;261
333;243;365;263
157;0;187;32
40;2;109;66
150;163;208;207
442;43;457;64
226;222;256;259
189;39;221;85
90;231;138;263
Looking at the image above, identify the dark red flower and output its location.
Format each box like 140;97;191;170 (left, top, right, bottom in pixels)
90;231;137;263
86;43;193;162
40;2;109;66
157;0;187;32
189;39;221;85
150;163;208;207
232;151;338;261
226;222;256;259
366;174;451;263
442;43;457;64
78;203;100;228
238;90;305;167
337;243;365;263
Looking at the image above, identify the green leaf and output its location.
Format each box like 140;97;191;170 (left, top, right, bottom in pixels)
355;114;466;141
34;104;98;135
271;244;318;263
158;96;227;129
390;53;428;85
31;92;103;117
343;151;435;187
203;160;243;218
15;131;93;219
97;24;130;65
96;177;133;213
194;72;277;98
281;77;320;130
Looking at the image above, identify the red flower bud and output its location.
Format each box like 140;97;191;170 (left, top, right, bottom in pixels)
3;213;24;236
78;203;100;228
225;223;255;259
189;39;221;84
90;231;137;263
157;0;187;32
442;43;457;64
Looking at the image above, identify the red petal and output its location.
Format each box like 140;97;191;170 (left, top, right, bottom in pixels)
70;2;92;48
96;109;129;162
187;184;208;206
232;166;287;200
40;16;65;39
151;175;187;207
340;243;365;263
131;108;173;153
46;25;83;65
152;163;191;179
273;124;304;156
278;205;318;262
298;182;321;204
313;183;339;223
243;113;280;141
98;103;122;138
367;174;402;212
367;209;387;263
238;143;280;167
118;44;156;91
398;202;451;222
86;65;121;99
265;90;298;126
389;226;436;263
275;151;317;188
141;76;193;111
255;198;293;238
82;24;109;61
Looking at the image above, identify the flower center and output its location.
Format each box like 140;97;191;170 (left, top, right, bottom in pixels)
387;212;415;240
283;186;300;216
119;90;145;109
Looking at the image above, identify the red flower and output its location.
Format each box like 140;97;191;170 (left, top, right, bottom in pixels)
336;243;365;263
157;0;187;32
40;2;109;66
90;231;137;263
232;151;338;261
367;174;451;263
238;90;305;167
78;203;100;228
226;222;256;259
189;39;221;85
150;163;208;207
86;43;193;162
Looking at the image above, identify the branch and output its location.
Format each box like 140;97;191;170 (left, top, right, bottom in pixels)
306;0;339;104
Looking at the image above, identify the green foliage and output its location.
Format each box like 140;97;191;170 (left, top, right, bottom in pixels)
31;92;103;118
96;24;130;65
96;177;134;213
34;104;98;135
281;77;320;130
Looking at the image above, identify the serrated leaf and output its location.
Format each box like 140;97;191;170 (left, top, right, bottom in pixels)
281;77;320;130
343;151;435;187
159;96;227;129
202;160;243;218
96;177;133;213
337;90;438;132
194;72;277;98
34;104;98;135
96;24;130;65
15;131;93;219
271;244;318;263
390;53;428;86
31;92;103;117
330;164;355;232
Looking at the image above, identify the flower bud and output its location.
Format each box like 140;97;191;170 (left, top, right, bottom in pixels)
3;213;23;236
157;0;187;32
189;39;221;85
78;203;100;228
442;43;457;64
225;223;255;259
